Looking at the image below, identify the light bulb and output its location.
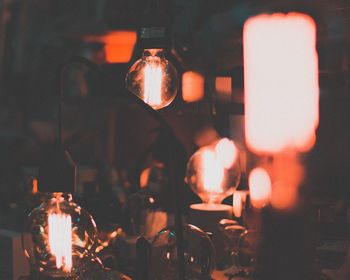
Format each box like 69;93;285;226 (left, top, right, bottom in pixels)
150;224;215;280
243;13;319;153
186;138;241;204
249;167;272;209
126;49;178;110
22;193;97;278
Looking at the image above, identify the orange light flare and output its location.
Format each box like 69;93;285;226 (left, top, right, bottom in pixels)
32;178;38;194
244;13;319;154
249;167;272;209
215;138;238;169
182;71;205;102
48;213;72;272
269;151;304;210
201;148;225;203
215;77;232;101
84;30;137;63
144;59;162;108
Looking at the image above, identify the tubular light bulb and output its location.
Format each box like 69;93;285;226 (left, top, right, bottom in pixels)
126;49;178;110
243;13;319;153
186;138;241;204
23;193;97;278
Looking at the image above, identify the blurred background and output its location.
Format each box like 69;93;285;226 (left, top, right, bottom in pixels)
0;0;350;278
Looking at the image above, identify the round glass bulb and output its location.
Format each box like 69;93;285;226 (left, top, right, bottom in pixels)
150;224;215;280
126;49;178;110
186;138;241;204
22;193;98;278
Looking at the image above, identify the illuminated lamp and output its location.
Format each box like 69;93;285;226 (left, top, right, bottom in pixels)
186;138;240;208
125;0;178;110
186;138;241;260
22;59;99;278
243;13;319;209
244;13;319;154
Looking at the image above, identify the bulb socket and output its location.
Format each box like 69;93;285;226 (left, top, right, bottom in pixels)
38;149;76;193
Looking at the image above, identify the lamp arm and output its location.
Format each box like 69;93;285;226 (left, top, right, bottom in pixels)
56;56;104;150
56;56;186;280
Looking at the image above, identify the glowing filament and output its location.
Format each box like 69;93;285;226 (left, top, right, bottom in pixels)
202;149;224;197
244;13;319;153
249;167;272;209
144;63;162;107
48;213;72;272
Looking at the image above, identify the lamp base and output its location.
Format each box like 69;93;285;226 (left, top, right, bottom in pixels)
189;203;232;266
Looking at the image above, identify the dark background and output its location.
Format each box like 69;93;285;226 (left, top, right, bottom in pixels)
0;0;349;229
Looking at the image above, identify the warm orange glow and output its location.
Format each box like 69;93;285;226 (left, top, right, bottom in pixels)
182;71;205;102
215;77;232;98
202;149;224;197
233;191;242;218
270;151;304;210
144;62;162;107
249;167;272;209
84;31;137;63
244;13;319;154
140;167;151;188
32;178;38;194
271;182;298;210
48;213;72;272
194;126;219;148
215;138;238;169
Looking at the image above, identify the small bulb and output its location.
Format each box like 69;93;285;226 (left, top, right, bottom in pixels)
186;139;241;204
126;49;178;110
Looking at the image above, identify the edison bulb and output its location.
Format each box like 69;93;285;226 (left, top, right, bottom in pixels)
126;49;178;110
186;138;241;204
150;224;215;280
22;193;97;278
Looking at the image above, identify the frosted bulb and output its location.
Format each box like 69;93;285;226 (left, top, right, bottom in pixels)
22;193;97;278
126;49;178;110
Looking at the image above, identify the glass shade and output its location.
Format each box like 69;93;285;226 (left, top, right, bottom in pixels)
126;49;178;110
22;192;98;278
150;224;215;279
186;138;241;204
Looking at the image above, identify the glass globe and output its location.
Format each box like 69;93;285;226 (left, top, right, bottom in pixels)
150;224;215;280
237;230;259;276
126;49;178;110
22;192;98;278
186;138;241;204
